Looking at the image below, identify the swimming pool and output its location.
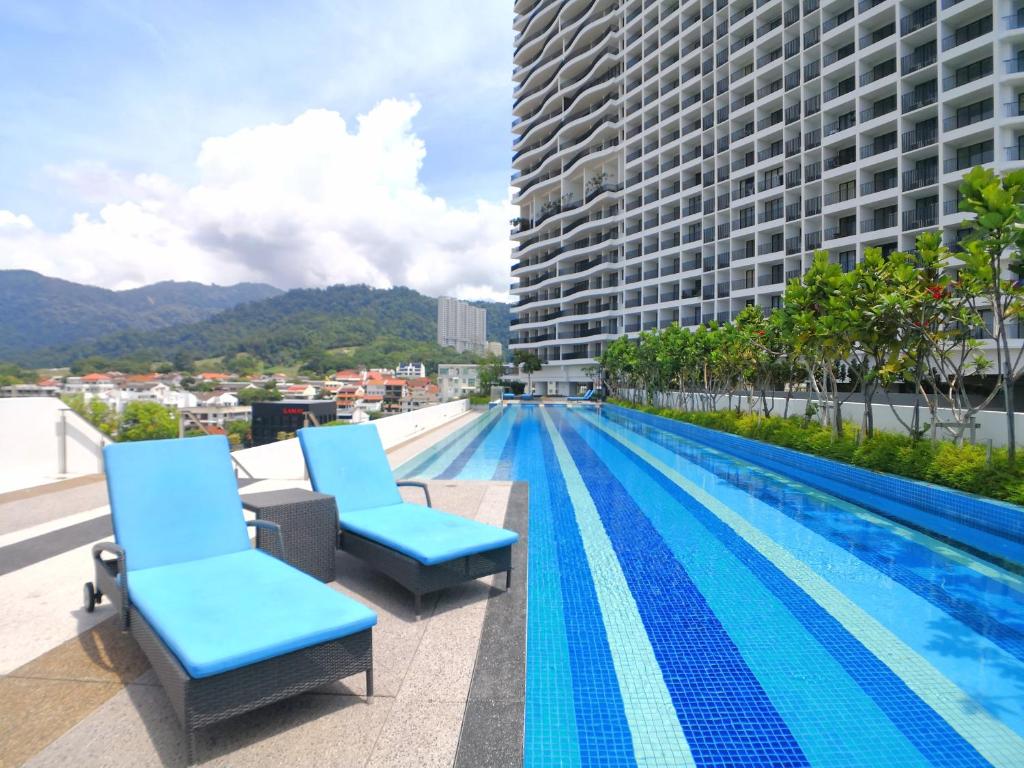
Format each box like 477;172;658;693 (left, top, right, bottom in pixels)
398;404;1024;768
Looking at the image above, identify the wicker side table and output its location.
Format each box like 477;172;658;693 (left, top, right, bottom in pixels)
241;489;338;582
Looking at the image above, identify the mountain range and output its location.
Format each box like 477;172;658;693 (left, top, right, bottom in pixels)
0;270;281;361
0;271;511;368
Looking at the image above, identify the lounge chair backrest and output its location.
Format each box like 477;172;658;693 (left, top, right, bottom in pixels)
298;425;402;513
103;435;250;571
584;389;594;399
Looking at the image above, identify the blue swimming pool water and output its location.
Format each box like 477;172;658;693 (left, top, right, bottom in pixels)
398;405;1024;768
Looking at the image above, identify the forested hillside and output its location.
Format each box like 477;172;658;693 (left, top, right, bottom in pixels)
0;270;281;360
17;282;511;369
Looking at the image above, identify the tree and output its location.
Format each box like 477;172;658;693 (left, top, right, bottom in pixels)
513;350;542;392
172;351;196;373
118;402;177;442
0;363;34;387
782;252;857;436
62;393;119;436
70;356;111;376
477;355;504;395
846;248;904;437
599;335;638;400
237;386;282;405
224;352;262;377
225;419;251;448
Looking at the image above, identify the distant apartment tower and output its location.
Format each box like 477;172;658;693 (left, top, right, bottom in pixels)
510;0;1024;395
437;296;487;353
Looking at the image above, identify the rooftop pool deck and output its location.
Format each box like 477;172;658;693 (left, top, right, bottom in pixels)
0;413;526;768
399;403;1024;768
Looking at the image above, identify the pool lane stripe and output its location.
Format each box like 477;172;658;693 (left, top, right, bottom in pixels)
436;408;506;479
526;410;637;766
396;410;497;478
602;410;1024;597
583;411;1024;768
451;405;520;481
602;413;1024;662
517;414;582;768
493;407;525;481
539;409;696;768
564;412;934;768
546;409;810;768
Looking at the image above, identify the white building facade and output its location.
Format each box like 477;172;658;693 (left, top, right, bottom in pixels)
510;0;1024;394
396;362;427;378
437;364;481;400
437;296;488;353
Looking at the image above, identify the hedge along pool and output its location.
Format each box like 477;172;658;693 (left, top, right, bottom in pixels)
397;404;1024;768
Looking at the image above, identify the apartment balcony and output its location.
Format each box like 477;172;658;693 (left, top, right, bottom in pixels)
901;45;937;74
944;147;994;173
902;128;938;152
903;168;939;190
861;211;899;231
903;208;939;231
825;223;857;240
943;105;994;131
942;15;992;51
861;175;898;194
860;22;895;50
900;2;936;36
903;86;938;113
945;59;994;90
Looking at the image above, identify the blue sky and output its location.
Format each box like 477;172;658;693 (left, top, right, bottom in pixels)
0;1;515;298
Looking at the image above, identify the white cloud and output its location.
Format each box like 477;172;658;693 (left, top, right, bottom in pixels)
0;99;514;301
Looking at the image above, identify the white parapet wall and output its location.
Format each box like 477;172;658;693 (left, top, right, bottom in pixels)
0;397;110;492
231;399;470;480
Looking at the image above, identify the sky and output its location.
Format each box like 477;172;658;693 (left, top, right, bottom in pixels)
0;0;515;300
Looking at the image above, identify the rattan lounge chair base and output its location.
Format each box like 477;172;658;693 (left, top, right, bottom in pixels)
339;530;513;617
91;549;373;765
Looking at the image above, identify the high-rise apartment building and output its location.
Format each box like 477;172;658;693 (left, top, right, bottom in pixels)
510;0;1023;395
437;296;488;353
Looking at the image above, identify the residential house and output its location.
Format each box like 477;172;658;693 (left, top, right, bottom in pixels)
365;378;406;414
395;362;426;378
335;385;365;419
283;384;317;400
332;370;365;387
182;390;249;429
401;378;440;412
65;373;116;395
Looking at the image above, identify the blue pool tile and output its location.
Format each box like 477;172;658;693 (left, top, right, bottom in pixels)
581;412;995;768
549;409;810;768
406;405;1024;767
516;413;636;767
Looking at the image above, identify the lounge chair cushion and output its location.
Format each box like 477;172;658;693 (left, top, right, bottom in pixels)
298;425;402;514
128;549;377;678
340;502;519;566
104;436;250;571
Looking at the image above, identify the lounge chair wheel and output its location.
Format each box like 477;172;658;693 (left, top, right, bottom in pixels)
83;582;96;612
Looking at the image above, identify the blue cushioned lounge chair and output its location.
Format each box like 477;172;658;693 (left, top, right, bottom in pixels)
85;435;376;763
567;389;594;402
298;424;519;616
